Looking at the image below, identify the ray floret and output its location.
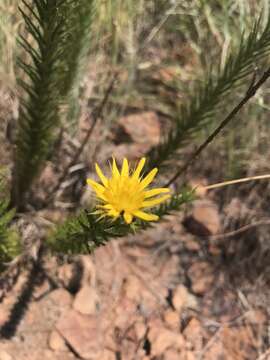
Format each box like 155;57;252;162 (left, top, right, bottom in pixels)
87;158;170;224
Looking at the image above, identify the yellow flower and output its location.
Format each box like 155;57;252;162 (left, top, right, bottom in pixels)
87;158;170;224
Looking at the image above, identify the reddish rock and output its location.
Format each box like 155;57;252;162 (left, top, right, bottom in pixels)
109;143;150;162
148;326;185;356
183;200;221;236
204;326;258;360
189;178;208;198
0;350;13;360
163;349;179;360
187;261;214;295
164;349;191;360
114;297;137;329
183;318;205;351
49;288;73;307
172;285;189;313
56;309;103;359
101;349;116;360
134;320;147;340
123;275;142;302
172;285;198;312
79;256;97;286
118;111;160;146
183;236;201;251
163;310;179;330
73;286;100;315
48;330;68;351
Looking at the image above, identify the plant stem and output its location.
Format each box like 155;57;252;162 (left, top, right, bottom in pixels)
165;67;270;187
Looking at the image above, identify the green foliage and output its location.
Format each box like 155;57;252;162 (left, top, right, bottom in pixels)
0;183;21;269
13;0;69;205
47;189;194;255
147;14;270;171
13;0;96;206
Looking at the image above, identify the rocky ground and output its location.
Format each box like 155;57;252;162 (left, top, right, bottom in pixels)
0;203;268;360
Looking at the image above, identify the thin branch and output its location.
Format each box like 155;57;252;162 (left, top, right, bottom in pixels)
45;72;118;205
165;67;270;187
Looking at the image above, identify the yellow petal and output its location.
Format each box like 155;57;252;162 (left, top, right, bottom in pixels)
121;158;129;177
124;212;133;224
142;194;170;208
133;210;159;221
87;179;105;193
112;157;120;177
95;192;108;202
139;168;158;189
144;188;170;198
95;163;108;186
97;204;113;210
108;209;120;218
132;157;146;179
87;179;107;201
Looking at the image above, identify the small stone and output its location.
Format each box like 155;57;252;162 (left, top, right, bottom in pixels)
189;178;208;198
56;309;103;359
73;286;100;315
118;111;160;146
184;237;201;251
114;298;137;329
79;256;97;286
101;349;115;360
0;307;9;327
172;284;198;313
0;350;13;360
123;275;142;302
163;310;179;330
48;330;67;351
245;309;268;325
221;325;257;359
188;261;214;295
183;200;221;236
163;349;180;360
172;285;188;313
57;264;75;288
49;288;73;307
148;326;185;356
134;320;147;340
183;318;204;351
185;351;196;360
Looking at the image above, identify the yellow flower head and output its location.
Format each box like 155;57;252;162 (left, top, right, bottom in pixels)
87;158;170;224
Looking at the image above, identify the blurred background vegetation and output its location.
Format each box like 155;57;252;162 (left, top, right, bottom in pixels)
0;0;269;242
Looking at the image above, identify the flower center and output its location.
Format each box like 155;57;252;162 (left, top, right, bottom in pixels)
104;176;145;213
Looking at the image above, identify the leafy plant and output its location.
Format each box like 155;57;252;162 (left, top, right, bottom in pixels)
0;0;268;274
47;189;194;255
12;0;68;207
146;15;270;171
0;181;20;269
